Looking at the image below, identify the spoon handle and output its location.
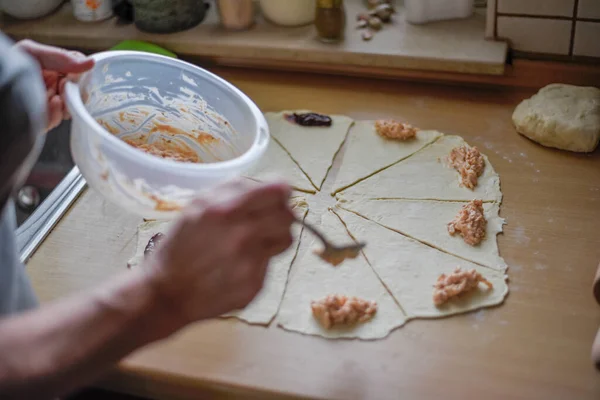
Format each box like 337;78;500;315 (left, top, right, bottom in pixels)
294;216;330;247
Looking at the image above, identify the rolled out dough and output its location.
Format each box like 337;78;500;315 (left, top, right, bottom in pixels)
277;210;407;340
128;112;510;339
244;136;315;193
331;121;442;194
266;111;353;190
334;208;509;319
337;135;502;203
337;198;507;271
512;84;600;153
128;199;308;325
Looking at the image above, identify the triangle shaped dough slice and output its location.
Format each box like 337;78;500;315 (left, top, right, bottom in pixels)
266;111;353;190
331;121;442;194
337;135;502;202
277;210;406;340
334;208;509;319
224;202;308;325
129;199;309;325
244;137;315;193
337;199;507;271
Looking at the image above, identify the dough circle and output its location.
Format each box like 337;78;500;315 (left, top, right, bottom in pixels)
512;84;600;153
129;111;510;340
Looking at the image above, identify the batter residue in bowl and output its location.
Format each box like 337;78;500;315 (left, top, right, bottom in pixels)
97;119;221;164
124;137;200;163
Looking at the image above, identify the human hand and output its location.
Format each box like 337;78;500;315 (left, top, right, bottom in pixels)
142;179;295;328
15;40;95;131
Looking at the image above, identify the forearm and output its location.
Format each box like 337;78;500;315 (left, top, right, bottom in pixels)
0;268;176;399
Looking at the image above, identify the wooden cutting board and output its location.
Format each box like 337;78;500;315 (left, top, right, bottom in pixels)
26;68;600;399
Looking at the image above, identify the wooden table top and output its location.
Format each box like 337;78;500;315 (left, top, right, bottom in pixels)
27;68;600;399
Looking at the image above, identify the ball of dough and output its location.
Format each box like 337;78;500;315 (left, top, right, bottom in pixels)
512;84;600;153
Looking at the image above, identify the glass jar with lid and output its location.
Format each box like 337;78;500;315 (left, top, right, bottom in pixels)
315;0;346;43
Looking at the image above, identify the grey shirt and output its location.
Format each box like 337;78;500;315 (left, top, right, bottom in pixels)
0;33;47;316
0;202;38;314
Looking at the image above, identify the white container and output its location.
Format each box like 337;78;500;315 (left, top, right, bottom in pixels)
259;0;316;27
1;0;63;19
71;0;113;22
65;51;269;220
403;0;474;24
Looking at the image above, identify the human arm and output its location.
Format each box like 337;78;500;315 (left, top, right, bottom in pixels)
0;267;171;398
0;179;294;399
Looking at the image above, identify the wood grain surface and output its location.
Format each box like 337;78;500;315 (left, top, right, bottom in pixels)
26;68;600;399
0;1;506;75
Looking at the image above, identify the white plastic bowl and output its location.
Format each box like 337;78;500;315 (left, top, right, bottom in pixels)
65;51;269;220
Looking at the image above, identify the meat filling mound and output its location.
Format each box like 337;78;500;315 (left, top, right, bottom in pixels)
375;119;418;140
448;145;485;189
433;268;493;306
448;199;487;246
311;295;377;329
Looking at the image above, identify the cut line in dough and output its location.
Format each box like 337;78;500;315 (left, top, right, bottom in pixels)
277;210;407;340
223;203;308;325
334;208;509;319
337;135;502;203
336;198;507;271
244;135;315;193
266;111;354;190
331;121;442;194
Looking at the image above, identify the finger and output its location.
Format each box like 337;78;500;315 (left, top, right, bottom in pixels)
47;96;63;131
244;209;295;255
58;76;67;95
62;97;71;120
46;86;57;100
237;257;269;304
58;78;72;120
42;70;59;91
58;73;80;96
263;229;294;257
230;182;291;218
252;258;270;292
17;40;95;74
262;232;294;257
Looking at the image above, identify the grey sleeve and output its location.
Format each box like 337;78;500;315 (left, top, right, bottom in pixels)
0;34;46;316
0;33;47;211
0;202;38;315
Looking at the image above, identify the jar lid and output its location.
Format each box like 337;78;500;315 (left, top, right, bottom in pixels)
317;0;343;8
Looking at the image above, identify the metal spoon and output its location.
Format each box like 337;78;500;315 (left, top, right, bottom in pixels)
296;217;366;266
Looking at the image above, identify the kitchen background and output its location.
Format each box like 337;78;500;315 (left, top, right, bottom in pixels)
488;0;600;60
1;0;598;63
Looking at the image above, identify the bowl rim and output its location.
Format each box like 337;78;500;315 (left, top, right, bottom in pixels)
65;50;269;173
